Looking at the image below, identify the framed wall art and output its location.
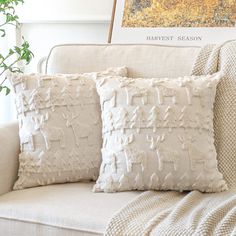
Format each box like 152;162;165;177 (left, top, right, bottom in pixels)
109;0;236;45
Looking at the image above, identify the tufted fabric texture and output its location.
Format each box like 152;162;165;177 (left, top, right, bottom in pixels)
8;67;127;190
104;41;236;236
94;73;227;193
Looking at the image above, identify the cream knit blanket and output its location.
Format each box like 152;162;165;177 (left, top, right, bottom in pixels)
105;41;236;236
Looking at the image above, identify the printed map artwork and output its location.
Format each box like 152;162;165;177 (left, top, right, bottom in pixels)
122;0;236;27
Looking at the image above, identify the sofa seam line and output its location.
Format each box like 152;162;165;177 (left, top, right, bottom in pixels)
0;216;102;235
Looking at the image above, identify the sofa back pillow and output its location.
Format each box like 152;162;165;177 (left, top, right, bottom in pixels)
94;74;228;193
8;67;127;190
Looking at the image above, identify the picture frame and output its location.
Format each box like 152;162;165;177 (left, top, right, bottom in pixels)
109;0;236;45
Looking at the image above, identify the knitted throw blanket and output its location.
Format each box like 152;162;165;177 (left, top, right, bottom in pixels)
105;41;236;236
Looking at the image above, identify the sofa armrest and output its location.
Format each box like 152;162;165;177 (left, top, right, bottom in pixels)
0;122;20;196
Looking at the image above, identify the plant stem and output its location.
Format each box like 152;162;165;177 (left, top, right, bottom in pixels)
0;58;20;85
0;52;14;65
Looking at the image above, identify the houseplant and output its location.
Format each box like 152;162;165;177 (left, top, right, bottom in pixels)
0;0;33;95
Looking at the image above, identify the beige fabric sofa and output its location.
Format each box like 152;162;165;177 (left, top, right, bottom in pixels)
0;44;201;236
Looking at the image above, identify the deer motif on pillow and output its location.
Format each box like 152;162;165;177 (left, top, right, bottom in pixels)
94;74;228;193
9;67;127;190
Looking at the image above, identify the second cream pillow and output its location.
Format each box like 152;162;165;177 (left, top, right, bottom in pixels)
94;74;228;193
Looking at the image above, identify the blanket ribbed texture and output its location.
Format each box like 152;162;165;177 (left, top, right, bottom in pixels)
105;41;236;236
192;41;236;189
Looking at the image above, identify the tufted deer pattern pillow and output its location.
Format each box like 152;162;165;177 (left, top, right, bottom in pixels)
93;74;228;193
9;67;127;190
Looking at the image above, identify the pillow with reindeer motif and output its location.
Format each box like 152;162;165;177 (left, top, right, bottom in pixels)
93;73;228;193
8;67;127;190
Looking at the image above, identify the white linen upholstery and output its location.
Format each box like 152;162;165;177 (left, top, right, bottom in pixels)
46;44;201;78
0;122;20;196
0;182;140;236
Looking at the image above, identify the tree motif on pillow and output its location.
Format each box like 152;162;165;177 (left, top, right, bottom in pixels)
94;74;228;193
8;67;127;190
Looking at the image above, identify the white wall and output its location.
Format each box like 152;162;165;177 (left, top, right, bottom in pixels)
16;0;113;72
17;0;113;21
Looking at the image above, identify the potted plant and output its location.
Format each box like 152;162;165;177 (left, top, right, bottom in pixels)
0;0;33;95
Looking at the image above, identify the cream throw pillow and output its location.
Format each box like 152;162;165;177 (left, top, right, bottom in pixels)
9;67;127;190
94;74;228;193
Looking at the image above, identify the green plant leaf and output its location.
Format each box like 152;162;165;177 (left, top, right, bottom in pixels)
0;29;6;37
5;87;10;95
14;46;21;54
0;0;32;96
8;48;14;55
0;86;11;96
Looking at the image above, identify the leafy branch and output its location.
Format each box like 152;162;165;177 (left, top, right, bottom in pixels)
0;0;33;95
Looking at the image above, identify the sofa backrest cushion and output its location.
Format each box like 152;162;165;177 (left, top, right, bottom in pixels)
46;44;201;78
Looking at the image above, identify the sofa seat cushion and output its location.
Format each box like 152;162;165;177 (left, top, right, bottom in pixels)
0;183;141;236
